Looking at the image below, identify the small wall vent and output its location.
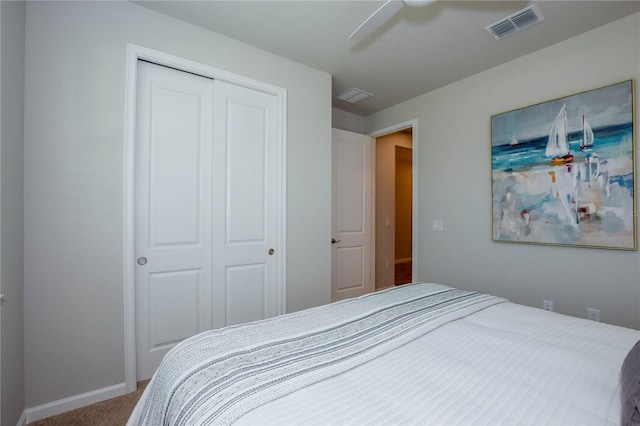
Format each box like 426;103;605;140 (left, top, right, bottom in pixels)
485;5;544;40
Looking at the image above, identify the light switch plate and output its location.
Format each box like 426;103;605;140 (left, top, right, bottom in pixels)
432;220;444;232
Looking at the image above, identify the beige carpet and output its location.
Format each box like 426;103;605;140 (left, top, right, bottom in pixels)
28;380;149;426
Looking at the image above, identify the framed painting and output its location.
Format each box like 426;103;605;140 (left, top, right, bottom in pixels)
491;80;636;250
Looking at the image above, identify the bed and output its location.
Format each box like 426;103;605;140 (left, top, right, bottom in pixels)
127;282;640;425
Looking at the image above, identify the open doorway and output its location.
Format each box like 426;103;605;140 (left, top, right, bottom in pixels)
395;144;413;285
374;128;413;289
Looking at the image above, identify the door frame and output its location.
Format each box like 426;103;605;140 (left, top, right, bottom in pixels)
369;119;418;285
122;44;287;392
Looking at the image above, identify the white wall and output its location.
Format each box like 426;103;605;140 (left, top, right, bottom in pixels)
367;13;640;329
23;1;331;409
0;1;26;425
332;108;366;134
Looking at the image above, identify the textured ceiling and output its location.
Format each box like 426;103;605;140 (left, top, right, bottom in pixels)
134;1;640;116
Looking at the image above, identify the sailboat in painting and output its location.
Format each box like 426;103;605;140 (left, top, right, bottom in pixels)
579;115;595;151
545;104;574;165
510;134;518;146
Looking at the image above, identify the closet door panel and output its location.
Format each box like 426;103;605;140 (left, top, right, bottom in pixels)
135;61;214;380
212;80;281;329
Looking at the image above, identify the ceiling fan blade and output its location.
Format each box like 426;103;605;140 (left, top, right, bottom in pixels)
403;0;437;7
349;0;404;41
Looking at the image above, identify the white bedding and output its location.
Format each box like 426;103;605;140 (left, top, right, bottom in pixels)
129;283;640;425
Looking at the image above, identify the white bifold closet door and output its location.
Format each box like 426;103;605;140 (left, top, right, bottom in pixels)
135;60;282;380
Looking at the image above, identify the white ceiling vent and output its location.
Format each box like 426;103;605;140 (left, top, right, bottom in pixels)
485;5;544;40
337;87;373;104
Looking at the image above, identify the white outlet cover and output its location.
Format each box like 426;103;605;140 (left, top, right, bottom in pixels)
587;308;600;321
432;220;444;232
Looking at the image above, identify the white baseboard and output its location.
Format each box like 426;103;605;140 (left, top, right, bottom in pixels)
24;382;128;423
16;410;27;426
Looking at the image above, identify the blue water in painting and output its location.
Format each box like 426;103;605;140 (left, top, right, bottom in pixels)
492;121;634;247
492;123;633;174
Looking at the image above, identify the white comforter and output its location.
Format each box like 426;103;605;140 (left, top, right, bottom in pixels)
129;283;639;425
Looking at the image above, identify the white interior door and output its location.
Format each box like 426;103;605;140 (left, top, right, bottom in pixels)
211;80;282;328
331;128;373;301
135;60;285;380
135;61;214;380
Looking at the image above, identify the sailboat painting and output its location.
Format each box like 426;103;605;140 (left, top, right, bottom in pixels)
491;80;636;250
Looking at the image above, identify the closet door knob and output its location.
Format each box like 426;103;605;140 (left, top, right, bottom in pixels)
268;249;275;255
137;257;148;266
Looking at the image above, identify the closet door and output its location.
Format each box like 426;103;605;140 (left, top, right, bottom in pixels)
211;80;282;328
134;61;284;381
135;61;214;380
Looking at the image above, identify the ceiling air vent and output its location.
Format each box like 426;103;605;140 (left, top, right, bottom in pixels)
485;5;544;40
337;87;373;104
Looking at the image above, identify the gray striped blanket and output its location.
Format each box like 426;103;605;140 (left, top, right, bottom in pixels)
128;283;506;425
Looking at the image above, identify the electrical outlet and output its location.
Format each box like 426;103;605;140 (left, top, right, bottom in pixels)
587;308;600;322
432;220;444;232
543;300;553;311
